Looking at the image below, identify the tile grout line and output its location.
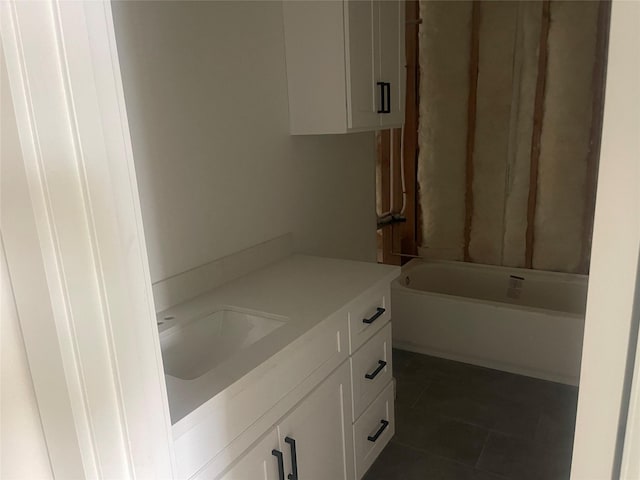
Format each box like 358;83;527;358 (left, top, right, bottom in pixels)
409;378;433;408
392;438;491;473
390;350;576;480
532;410;543;442
391;436;510;480
474;428;492;470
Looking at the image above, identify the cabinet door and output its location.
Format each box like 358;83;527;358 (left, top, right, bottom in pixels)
345;0;380;130
277;362;355;480
217;429;281;480
377;0;405;127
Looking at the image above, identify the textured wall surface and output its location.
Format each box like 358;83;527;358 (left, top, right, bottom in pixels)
533;2;599;272
417;0;472;260
468;1;517;265
418;0;600;273
502;2;543;268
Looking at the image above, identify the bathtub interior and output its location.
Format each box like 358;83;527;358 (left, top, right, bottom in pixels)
397;260;588;315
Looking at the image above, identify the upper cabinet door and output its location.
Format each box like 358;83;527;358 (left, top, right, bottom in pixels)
377;0;406;127
345;0;379;130
283;0;405;134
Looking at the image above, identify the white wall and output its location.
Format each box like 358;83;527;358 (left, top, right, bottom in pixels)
571;1;640;478
0;242;53;480
111;1;377;284
0;49;52;480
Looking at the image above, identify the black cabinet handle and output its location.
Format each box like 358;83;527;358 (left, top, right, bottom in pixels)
377;82;386;113
385;82;391;113
367;419;390;442
365;360;388;380
272;449;285;480
285;437;298;480
363;307;385;324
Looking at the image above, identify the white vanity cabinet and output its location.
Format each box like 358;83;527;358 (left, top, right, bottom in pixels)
168;256;400;480
219;362;353;480
209;283;395;480
283;0;405;134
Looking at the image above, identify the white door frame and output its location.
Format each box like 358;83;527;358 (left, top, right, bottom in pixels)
620;256;640;479
2;0;639;479
570;1;640;479
1;1;174;477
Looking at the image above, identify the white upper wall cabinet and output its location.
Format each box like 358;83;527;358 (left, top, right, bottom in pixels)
377;0;405;128
283;0;405;135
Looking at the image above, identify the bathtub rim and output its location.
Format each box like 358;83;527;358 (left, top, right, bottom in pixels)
391;268;585;385
400;258;589;283
393;258;588;318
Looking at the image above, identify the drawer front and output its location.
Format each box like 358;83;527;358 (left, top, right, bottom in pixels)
353;381;395;480
348;284;391;353
350;323;393;420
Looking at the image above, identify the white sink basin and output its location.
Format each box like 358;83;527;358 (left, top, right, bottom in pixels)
159;308;287;380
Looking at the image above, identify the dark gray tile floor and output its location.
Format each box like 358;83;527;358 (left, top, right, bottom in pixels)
364;349;578;480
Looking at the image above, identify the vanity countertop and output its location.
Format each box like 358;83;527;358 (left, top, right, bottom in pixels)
159;254;399;430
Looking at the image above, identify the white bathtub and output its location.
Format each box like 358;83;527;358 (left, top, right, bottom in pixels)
392;259;588;385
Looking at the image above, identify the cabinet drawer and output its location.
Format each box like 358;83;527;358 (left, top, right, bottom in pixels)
348;284;391;353
350;323;393;420
353;381;395;480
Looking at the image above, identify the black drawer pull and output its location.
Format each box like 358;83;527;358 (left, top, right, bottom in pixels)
377;82;386;113
367;419;390;442
363;307;385;324
285;437;298;480
365;360;388;380
272;449;285;480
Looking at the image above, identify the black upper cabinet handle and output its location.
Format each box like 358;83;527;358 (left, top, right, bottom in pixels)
385;82;391;113
367;419;390;442
272;449;285;480
365;360;388;380
285;437;298;480
363;307;385;324
377;82;386;113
